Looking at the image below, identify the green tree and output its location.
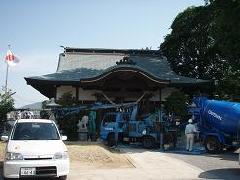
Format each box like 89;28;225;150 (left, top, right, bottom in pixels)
161;6;226;80
161;0;240;99
55;92;78;140
216;70;240;102
0;90;15;126
164;91;189;120
209;0;240;72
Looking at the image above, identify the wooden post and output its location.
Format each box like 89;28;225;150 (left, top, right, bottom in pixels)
75;86;79;101
159;89;162;121
159;88;164;151
54;85;60;99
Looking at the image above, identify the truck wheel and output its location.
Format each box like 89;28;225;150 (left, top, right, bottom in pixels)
59;175;67;180
107;133;116;147
205;136;222;153
143;136;154;149
226;146;237;152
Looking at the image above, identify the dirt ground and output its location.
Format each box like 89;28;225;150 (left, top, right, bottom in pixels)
66;141;133;169
0;141;132;169
0;142;5;161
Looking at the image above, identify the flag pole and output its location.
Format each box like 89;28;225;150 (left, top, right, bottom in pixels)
5;45;11;95
5;64;9;95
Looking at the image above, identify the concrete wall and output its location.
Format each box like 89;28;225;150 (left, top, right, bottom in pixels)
56;86;76;100
148;87;178;102
56;86;100;101
78;88;100;101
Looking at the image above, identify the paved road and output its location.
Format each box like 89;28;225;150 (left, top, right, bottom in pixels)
1;148;240;180
166;151;240;180
69;148;203;180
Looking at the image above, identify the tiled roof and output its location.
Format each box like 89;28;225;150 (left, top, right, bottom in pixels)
26;48;209;85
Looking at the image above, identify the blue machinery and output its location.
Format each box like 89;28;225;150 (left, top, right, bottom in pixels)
99;104;177;149
189;97;240;153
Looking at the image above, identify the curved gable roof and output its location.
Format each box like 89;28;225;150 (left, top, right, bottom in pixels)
25;48;210;86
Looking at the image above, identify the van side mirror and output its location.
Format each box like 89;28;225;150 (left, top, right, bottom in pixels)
1;135;9;142
61;135;67;141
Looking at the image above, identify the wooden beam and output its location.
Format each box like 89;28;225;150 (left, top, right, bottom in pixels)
75;86;79;100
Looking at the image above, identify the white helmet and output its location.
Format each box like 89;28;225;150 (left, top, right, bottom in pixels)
188;119;193;123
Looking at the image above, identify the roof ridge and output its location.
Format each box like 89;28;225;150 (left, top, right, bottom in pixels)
64;47;162;56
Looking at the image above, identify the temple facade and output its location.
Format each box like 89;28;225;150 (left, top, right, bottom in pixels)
25;48;210;106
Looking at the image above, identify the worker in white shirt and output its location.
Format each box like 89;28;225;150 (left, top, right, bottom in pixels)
185;119;197;151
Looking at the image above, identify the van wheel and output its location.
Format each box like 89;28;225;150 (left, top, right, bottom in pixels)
59;175;67;180
205;136;222;153
107;133;116;147
142;136;154;149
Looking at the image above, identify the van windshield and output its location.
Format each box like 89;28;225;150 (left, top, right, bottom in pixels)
12;122;60;140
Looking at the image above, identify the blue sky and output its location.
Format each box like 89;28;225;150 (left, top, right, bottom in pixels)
0;0;204;107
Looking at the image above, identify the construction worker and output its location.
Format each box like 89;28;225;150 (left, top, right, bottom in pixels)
185;119;197;151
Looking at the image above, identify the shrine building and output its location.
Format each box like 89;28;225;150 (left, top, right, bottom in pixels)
25;48;210;108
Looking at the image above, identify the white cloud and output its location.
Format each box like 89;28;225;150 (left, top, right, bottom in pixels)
0;52;58;108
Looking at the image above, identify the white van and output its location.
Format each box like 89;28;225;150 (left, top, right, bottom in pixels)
1;119;69;179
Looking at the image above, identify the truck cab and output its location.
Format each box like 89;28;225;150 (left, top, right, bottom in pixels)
100;112;130;146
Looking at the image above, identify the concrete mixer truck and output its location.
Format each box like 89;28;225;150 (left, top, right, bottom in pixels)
189;97;240;153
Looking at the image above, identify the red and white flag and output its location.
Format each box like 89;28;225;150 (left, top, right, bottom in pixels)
5;49;20;66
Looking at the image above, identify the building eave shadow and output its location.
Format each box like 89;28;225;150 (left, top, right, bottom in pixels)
199;168;240;180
